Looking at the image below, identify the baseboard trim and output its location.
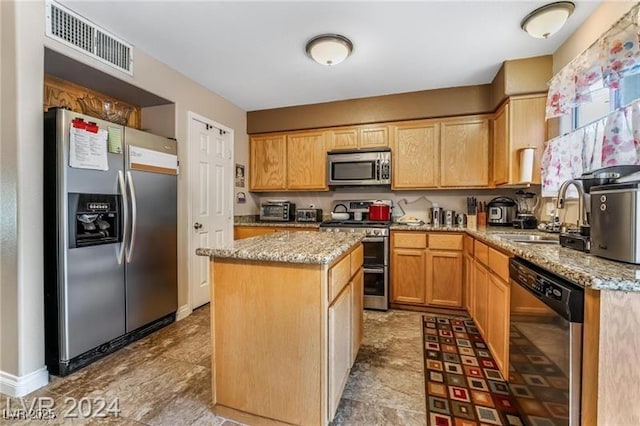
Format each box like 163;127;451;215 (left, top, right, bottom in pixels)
175;304;192;321
0;367;49;397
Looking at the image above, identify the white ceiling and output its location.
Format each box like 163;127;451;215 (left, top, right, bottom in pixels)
60;1;601;111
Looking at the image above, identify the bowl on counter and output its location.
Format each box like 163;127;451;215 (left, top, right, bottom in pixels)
331;212;350;220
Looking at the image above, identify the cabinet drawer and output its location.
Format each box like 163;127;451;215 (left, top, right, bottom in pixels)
464;235;474;256
429;234;463;250
474;241;489;265
489;248;510;282
350;244;363;277
329;254;351;302
393;232;427;249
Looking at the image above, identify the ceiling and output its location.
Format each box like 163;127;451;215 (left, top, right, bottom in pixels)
60;1;601;112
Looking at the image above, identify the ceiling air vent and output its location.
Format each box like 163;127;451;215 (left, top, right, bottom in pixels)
45;0;133;75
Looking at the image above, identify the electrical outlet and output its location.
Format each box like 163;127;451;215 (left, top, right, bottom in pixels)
545;201;556;216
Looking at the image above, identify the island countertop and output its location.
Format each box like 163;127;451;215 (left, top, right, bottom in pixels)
196;230;364;264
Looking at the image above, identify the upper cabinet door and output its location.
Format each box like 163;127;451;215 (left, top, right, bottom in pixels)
491;94;547;186
440;117;490;187
492;104;509;186
287;131;328;190
328;128;358;151
391;121;439;189
250;135;287;191
328;125;388;150
508;95;547;184
359;126;389;149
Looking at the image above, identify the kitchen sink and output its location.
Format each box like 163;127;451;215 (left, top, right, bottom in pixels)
492;233;559;244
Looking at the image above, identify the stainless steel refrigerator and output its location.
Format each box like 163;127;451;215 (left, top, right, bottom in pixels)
44;108;177;376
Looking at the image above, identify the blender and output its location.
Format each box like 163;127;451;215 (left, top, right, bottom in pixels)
513;190;539;229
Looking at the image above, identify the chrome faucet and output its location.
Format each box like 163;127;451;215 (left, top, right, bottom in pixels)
556;179;590;228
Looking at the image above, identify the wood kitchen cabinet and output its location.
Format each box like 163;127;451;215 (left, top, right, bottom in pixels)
464;238;512;378
209;242;363;425
351;268;364;365
249;130;328;191
287;131;327;190
492;94;547;186
249;134;287;191
234;226;318;240
426;233;464;307
473;258;489;337
440;117;490;187
427;250;463;307
391;121;439;189
328;124;389;151
328;283;352;418
391;248;427;305
487;272;510;376
391;231;463;308
463;235;475;315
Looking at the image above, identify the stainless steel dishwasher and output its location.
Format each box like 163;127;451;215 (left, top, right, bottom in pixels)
509;258;584;426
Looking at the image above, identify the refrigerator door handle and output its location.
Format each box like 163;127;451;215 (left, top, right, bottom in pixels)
117;171;129;264
126;171;137;263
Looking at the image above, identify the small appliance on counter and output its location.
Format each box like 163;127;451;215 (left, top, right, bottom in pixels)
590;181;640;264
487;197;517;226
260;201;296;222
559;231;591;253
513;190;539;229
296;208;323;223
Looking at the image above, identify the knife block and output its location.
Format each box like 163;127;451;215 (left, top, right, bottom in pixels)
467;215;477;231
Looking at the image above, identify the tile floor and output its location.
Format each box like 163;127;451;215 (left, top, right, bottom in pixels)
0;306;427;425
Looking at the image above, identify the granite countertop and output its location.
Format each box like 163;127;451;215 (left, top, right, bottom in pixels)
391;224;640;292
196;231;364;265
234;221;321;228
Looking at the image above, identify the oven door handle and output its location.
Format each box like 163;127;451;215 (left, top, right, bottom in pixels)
363;237;385;243
363;267;385;274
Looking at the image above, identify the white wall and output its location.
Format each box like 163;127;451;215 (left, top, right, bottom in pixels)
553;0;636;73
0;0;249;395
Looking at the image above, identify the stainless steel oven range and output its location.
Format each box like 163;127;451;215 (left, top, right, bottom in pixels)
320;200;392;311
509;258;584;426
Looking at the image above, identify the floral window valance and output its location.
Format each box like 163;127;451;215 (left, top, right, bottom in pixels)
546;3;640;119
541;99;640;196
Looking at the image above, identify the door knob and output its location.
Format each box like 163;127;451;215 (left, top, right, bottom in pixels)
194;222;203;230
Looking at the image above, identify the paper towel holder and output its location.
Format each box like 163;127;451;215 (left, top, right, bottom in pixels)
518;146;537;183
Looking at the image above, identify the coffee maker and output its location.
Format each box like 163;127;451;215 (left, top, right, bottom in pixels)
513;190;539;229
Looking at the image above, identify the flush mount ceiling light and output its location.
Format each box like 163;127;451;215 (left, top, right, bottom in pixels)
521;1;575;39
305;34;353;66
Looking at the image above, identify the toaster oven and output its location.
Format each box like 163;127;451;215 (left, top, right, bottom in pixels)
296;208;323;223
260;201;296;222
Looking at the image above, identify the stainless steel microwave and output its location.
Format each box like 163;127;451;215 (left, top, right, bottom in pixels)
327;149;391;187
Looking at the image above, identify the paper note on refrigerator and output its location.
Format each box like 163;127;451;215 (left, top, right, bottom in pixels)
69;125;109;171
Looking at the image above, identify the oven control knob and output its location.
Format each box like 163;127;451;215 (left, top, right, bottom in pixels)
373;230;380;236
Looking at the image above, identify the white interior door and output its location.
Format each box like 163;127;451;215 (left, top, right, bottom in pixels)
189;114;233;309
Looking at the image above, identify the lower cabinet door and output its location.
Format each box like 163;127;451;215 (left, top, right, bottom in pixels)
474;260;489;337
426;250;463;307
464;254;475;315
391;248;426;305
487;273;510;378
351;269;364;365
328;284;352;420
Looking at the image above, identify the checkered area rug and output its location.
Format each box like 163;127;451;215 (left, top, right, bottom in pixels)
423;316;525;426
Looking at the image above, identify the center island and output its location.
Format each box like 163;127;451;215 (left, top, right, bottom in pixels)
196;230;365;425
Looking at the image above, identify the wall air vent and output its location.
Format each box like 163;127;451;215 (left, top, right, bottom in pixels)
45;0;133;75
